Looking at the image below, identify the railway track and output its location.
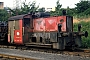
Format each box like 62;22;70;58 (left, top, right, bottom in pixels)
0;44;90;58
0;53;37;60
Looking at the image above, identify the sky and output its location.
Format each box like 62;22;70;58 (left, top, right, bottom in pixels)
0;0;80;8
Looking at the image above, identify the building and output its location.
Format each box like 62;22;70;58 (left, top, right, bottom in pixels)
0;2;4;9
45;7;55;12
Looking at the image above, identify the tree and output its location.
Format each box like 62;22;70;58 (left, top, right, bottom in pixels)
83;8;90;15
66;6;76;16
9;0;39;16
55;0;62;11
75;1;90;13
50;0;62;16
0;9;9;21
38;7;45;12
8;8;21;16
55;0;62;16
29;1;39;12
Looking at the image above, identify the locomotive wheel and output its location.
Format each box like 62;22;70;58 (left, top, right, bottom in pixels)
71;45;76;50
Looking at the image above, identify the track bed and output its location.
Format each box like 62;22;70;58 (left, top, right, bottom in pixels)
0;46;90;60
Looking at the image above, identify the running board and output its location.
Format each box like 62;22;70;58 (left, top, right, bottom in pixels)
25;43;52;48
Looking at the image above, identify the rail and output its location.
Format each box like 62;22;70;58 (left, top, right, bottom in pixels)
0;53;38;60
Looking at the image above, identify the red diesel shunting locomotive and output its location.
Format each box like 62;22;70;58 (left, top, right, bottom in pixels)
7;12;88;50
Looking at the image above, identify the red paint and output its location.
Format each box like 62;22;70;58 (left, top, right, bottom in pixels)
34;16;67;32
34;18;45;32
8;22;10;43
57;16;66;32
8;34;10;43
14;20;23;44
14;30;22;44
45;17;57;31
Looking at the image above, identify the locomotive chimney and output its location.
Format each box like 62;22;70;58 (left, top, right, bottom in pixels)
62;10;66;16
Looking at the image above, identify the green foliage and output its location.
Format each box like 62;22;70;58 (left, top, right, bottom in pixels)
50;0;90;17
50;0;62;16
50;11;56;16
66;7;76;16
38;7;45;12
8;8;21;16
75;1;90;13
9;0;39;16
73;1;90;18
20;1;39;14
73;21;90;48
55;0;62;11
83;8;90;15
55;0;62;16
0;9;9;21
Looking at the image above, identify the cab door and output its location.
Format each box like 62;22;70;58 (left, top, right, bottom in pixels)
8;21;15;43
8;19;23;44
14;20;23;44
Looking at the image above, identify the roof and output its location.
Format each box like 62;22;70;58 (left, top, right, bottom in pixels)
8;14;30;21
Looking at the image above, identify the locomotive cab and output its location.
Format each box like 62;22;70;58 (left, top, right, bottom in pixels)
8;14;33;44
